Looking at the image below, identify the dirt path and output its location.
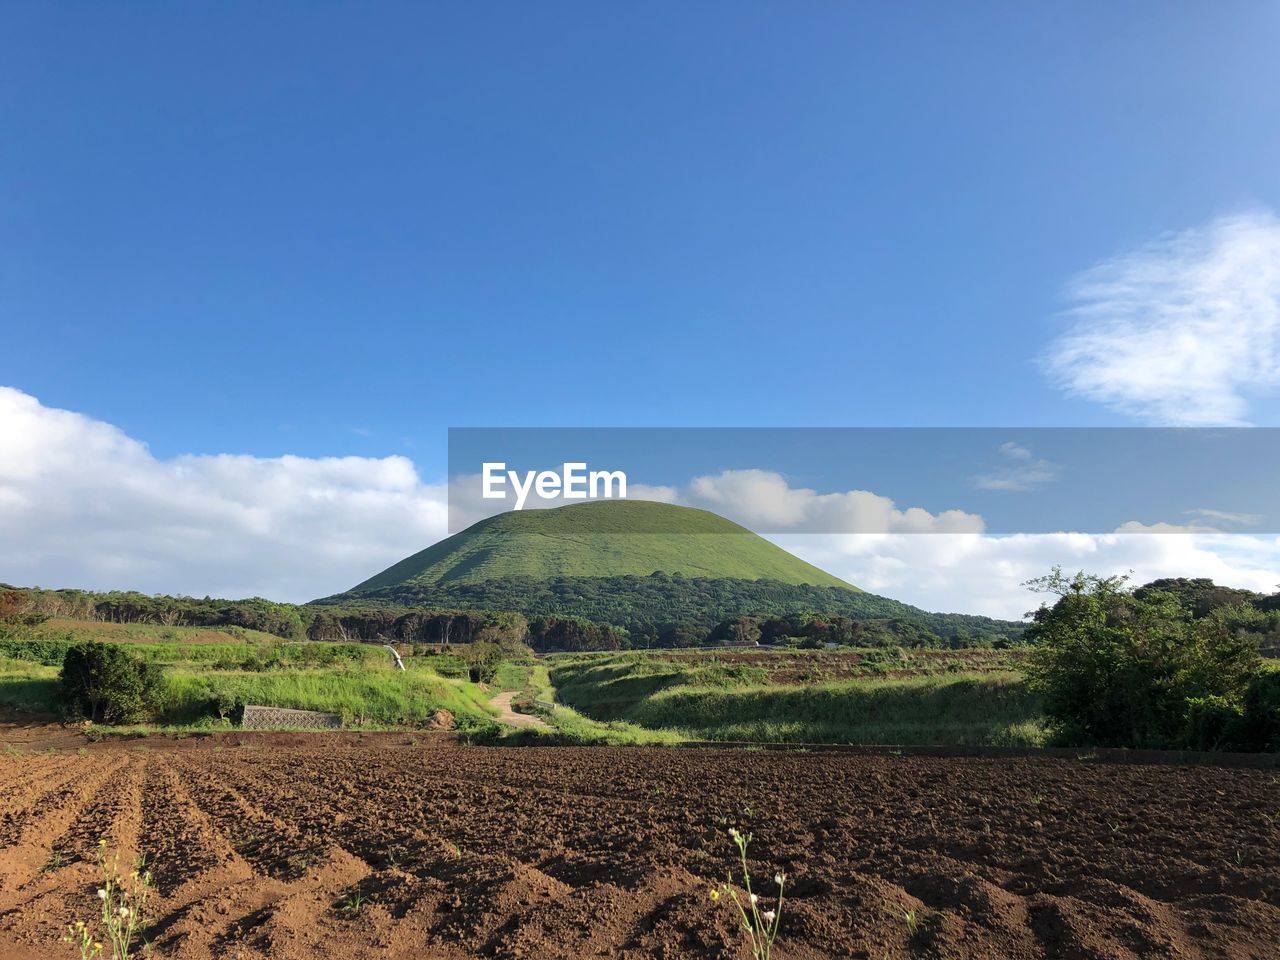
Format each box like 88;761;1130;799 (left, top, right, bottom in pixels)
489;690;551;731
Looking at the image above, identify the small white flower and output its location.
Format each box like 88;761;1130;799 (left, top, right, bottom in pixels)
775;871;785;885
762;910;776;923
727;827;738;838
96;889;107;901
118;906;129;918
749;893;759;905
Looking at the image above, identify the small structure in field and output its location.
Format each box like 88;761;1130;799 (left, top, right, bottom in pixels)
241;705;342;730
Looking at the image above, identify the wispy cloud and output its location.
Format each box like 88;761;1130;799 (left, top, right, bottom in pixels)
1043;211;1280;425
1184;507;1263;527
973;442;1059;492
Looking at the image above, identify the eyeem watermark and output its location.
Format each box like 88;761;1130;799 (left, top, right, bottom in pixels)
482;462;628;510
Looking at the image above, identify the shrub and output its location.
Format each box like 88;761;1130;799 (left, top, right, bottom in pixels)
1235;669;1280;752
59;643;162;724
1182;695;1245;751
204;679;241;721
1024;569;1262;749
464;641;506;683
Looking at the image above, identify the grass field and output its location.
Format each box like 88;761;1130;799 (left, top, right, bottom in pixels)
547;649;1048;746
1;620;1046;745
487;660;685;746
0;621;502;733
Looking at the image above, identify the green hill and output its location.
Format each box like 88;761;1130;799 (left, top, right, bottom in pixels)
347;500;854;592
322;501;1022;644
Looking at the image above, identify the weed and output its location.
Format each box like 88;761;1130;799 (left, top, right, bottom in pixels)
42;851;68;873
63;920;101;960
713;827;786;960
64;840;152;960
901;907;927;935
339;890;367;914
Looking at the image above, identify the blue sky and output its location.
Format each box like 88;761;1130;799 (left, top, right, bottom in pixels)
3;3;1280;614
5;2;1280;462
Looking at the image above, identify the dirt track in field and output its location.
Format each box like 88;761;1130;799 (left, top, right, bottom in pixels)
0;731;1277;959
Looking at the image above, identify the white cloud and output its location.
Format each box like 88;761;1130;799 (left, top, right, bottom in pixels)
444;467;979;535
0;387;448;601
972;442;1059;492
1184;508;1262;527
1044;211;1280;425
680;469;985;534
772;530;1280;620
2;387;1277;618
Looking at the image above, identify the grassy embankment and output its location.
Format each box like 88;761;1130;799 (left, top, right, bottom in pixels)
546;649;1048;746
0;622;500;732
485;659;684;746
1;621;1049;746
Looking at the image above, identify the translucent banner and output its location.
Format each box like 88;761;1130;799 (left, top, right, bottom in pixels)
447;427;1280;535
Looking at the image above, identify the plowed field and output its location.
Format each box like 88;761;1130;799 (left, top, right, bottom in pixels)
1;733;1276;959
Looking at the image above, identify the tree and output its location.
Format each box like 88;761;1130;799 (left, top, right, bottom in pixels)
59;643;163;724
1023;569;1262;749
463;641;507;683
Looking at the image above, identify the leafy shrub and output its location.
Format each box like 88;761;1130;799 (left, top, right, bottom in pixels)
1025;570;1262;749
203;679;241;720
1182;695;1245;751
1236;669;1280;751
464;641;507;683
0;635;74;665
59;642;162;724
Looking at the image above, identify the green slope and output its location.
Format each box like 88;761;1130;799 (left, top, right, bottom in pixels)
347;500;854;593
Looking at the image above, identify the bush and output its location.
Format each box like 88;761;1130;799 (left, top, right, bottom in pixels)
1182;695;1245;751
204;679;241;721
59;642;162;724
1235;669;1280;752
464;641;506;683
0;634;74;665
1024;570;1263;750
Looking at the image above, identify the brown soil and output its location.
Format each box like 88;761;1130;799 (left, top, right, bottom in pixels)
0;731;1276;959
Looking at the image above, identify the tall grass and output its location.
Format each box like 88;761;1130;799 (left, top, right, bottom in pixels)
0;651;499;732
160;664;497;728
549;652;1048;746
0;657;59;713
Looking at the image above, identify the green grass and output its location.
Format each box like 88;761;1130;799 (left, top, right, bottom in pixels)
160;663;498;728
472;660;686;746
1;634;391;668
0;657;59;713
0;648;500;733
343;500;854;592
548;650;1048;747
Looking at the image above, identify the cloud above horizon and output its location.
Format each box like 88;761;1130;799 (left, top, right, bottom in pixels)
972;442;1059;492
0;387;450;601
1043;210;1280;425
2;386;1278;617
